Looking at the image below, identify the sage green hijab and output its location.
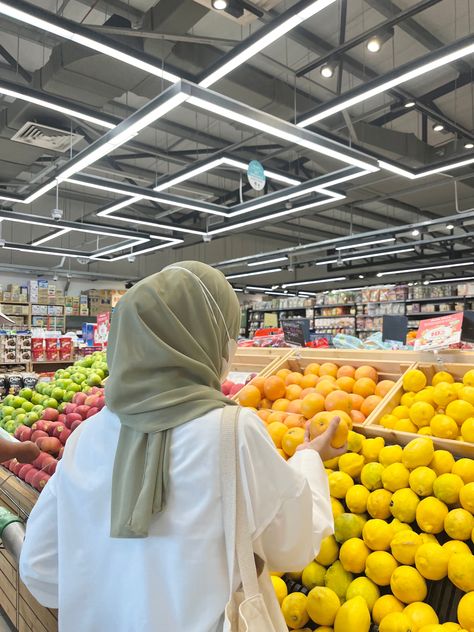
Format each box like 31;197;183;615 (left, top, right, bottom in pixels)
105;261;240;538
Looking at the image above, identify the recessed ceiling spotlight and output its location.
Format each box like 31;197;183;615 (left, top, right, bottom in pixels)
465;142;474;150
320;63;335;79
358;274;365;279
432;123;444;132
411;229;420;236
446;224;454;230
423;280;430;285
212;0;228;9
404;101;415;108
366;29;393;53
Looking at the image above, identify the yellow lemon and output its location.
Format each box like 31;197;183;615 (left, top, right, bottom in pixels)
414;542;449;580
338;453;365;478
404;602;439;631
271;575;288;604
402;437;435;469
324;560;353;602
452;458;474;484
444;508;474;541
346;577;380;612
365;551;398;586
390;488;420;523
459;386;474;406
316;535;339;566
409;466;437;497
418;427;433;436
373;595;405;625
457;591;474;632
409;402;435;427
442;623;461;631
302;561;327;590
418;627;444;632
443;540;472;558
390;530;422;565
416;496;449;533
448;553;474;592
325;456;340;470
347;430;364;453
419;533;438;545
346;485;370;514
314;628;334;632
334;513;363;543
334;596;370;632
401;392;417;408
461;418;474;443
361;437;385;462
331;497;345;519
430;450;455;475
360;462;385;490
460;481;474;513
379;445;403;466
433;382;458;408
390;566;427;604
381;414;399;429
430;414;458;439
414;388;436;407
403;370;427;393
446;400;474;425
328;471;354;499
395;418;419;433
380;612;413;632
339;538;370;574
367;489;393;519
433;473;464;504
306;586;340;626
382;463;410;492
432;371;455;386
363;519;394;551
391;518;413;534
393;405;411;419
463;369;474;386
281;592;309;629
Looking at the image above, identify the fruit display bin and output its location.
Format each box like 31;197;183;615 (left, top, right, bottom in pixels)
230;347;295;374
361;363;474;458
0;466;58;631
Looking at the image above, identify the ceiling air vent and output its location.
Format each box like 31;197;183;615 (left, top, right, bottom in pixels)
11;122;84;153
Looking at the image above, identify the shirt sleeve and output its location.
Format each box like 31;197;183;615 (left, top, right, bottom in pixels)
19;470;60;608
237;410;334;573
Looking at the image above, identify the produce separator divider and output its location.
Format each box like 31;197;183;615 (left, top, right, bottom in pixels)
229;347;294;374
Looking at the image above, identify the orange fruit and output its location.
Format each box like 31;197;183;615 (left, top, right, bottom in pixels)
249;376;266;395
300;387;316;398
337;365;356;379
319;375;337;383
304;363;320;376
238;384;261;408
257;409;271;423
272;398;290;411
325;390;352;413
287;399;303;414
350;393;365;411
320;363;339;378
258;397;273;409
351;410;366;425
355;365;378;383
267;411;287;424
375;380;396;398
361;395;383;417
276;368;291;381
286;384;303;401
267;421;288;448
332;419;349;448
264;375;286;401
316;381;337;397
354;378;377;398
284;413;305;429
282;427;306;456
301;373;319;389
337;377;356;393
276;448;288;460
310;410;352;438
301;392;325;419
285;372;304;386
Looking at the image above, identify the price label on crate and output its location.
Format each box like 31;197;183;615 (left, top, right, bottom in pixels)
414;313;464;350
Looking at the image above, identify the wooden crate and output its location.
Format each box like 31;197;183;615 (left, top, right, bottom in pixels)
362;362;474;458
0;466;58;632
229;347;294;374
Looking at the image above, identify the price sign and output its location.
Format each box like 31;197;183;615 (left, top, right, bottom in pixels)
94;311;110;346
414;313;464;351
281;318;310;347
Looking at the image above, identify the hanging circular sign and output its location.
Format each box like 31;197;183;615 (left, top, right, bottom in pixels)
247;160;266;191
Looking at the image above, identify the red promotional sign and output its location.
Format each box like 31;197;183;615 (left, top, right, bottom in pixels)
414;313;464;350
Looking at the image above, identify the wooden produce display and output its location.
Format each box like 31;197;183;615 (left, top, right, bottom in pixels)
0;466;58;632
229;347;294;374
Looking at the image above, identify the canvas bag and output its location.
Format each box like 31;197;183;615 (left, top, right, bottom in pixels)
220;406;288;632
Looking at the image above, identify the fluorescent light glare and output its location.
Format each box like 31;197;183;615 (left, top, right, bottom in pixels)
282;276;346;288
411;229;420;236
336;237;395;250
317;247;414;265
226;268;283;280
404;101;415;108
430;276;474;284
248;256;288;267
31;228;71;246
446;224;454;230
377;261;473;277
465;142;474;150
433;123;444;132
212;0;228;9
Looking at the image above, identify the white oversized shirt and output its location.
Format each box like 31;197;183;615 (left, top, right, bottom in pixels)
20;407;333;632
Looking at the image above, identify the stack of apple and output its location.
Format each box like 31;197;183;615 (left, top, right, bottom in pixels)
2;388;105;492
222;373;257;398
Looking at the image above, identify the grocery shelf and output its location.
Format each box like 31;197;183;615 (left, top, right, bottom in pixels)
407;311;458;318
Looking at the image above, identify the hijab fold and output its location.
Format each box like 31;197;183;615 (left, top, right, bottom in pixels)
105;261;240;538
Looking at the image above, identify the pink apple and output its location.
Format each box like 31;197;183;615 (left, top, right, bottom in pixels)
229;383;244;396
42;408;59;422
65;412;82;429
36;437;61;456
64;403;77;416
70;419;83;432
36;419;53;433
32;471;50;492
8;460;17;473
25;467;39;486
58;446;64;460
75;405;90;420
84;395;98;408
95;396;105;410
19;427;33;442
42;458;58;475
73;392;87;406
57;414;66;424
86;407;99;419
31;430;48;442
221;380;233;396
18;464;34;480
14;425;27;440
59;428;71;445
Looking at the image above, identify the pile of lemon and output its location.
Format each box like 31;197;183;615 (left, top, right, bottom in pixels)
271;433;474;632
379;368;474;442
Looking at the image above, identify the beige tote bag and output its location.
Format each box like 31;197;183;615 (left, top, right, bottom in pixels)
220;406;288;632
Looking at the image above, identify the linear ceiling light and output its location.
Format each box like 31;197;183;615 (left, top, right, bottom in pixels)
376;261;473;277
265;291;296;296
282;276;347;288
96;210;207;235
430;276;474;284
316;247;414;265
298;36;474;127
200;0;337;88
248;256;288;266
88;238;150;259
379;157;474;180
220;158;300;186
105;238;183;261
0;84;115;129
246;286;271;291
31;228;71;246
336;237;396;250
226;268;283;280
0;1;179;83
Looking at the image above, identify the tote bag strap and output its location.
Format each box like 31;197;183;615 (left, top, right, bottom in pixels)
221;406;260;600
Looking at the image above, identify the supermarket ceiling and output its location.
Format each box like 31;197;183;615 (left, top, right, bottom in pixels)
0;0;473;287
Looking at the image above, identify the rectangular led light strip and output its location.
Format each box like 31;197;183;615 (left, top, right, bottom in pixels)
200;0;337;88
0;1;179;83
298;37;474;127
282;276;347;288
265;291;297;296
248;256;288;267
31;228;71;247
376;261;474;277
88;238;150;260
429;276;474;284
106;238;183;261
246;286;271;291
316;247;414;265
96;211;207;236
226;268;283;280
336;237;396;250
379;157;474;180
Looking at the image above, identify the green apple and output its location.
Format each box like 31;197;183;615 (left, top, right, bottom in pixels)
87;374;102;387
12;396;25;409
32;404;44;414
11;408;26;418
19;388;33;400
63;391;74;402
72;373;85;384
4;420;16;434
44;398;58;409
24;412;39;427
15;413;26;425
3;395;14;407
31;392;44;405
22;401;34;413
51;387;65;402
67;383;81;393
1;406;15;418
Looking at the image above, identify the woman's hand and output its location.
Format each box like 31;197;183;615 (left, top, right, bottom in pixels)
296;416;348;462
